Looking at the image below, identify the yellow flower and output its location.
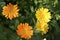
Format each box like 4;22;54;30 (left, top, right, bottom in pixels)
35;7;51;35
16;23;33;39
2;3;19;20
36;21;49;35
35;7;51;23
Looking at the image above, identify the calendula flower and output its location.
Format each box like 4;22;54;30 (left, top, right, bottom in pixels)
35;7;51;23
2;3;19;20
16;23;33;39
36;21;49;35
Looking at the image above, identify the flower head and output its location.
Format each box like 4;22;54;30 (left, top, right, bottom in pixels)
16;23;33;39
36;21;49;35
2;3;19;20
35;7;51;23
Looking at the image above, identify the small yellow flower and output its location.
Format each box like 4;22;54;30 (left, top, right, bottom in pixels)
35;7;51;23
16;23;33;39
2;3;19;20
36;21;49;35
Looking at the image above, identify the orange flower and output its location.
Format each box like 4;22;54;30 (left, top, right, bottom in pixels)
16;23;33;39
2;3;19;20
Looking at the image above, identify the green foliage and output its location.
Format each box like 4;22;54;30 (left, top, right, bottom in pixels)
0;0;60;40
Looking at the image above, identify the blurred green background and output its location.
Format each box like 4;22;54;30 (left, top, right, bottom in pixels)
0;0;60;40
